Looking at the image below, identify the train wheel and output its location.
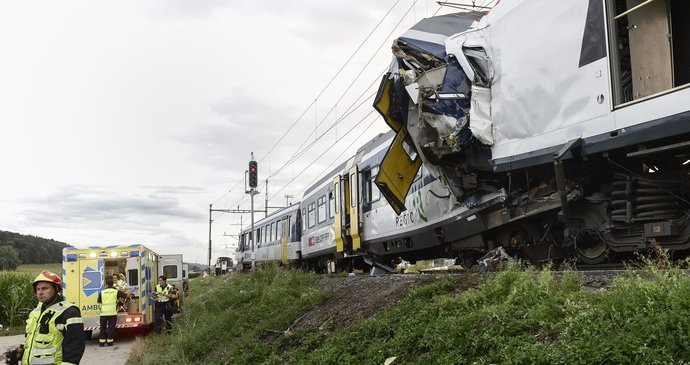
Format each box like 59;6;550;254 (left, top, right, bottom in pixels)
574;229;608;265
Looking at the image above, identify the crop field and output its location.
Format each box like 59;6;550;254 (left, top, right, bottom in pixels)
11;263;62;277
0;263;60;335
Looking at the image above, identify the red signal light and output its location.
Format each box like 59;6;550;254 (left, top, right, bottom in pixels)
248;161;258;188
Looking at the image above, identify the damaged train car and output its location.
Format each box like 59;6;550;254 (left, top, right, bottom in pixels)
374;0;690;265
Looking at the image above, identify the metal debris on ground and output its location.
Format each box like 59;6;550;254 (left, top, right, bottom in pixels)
477;246;513;271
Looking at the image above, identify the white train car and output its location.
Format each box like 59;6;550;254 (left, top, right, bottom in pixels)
374;0;690;264
235;204;301;271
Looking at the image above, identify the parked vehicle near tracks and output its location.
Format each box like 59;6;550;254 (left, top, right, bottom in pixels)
62;244;183;337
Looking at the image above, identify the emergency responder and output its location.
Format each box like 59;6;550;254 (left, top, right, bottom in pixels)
214;260;222;276
22;270;85;365
151;275;178;334
112;273;128;292
112;273;129;312
97;277;127;347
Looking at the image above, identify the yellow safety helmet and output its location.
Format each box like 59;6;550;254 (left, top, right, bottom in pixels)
33;270;63;290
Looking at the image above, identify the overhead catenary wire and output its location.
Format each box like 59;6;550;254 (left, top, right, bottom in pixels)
264;0;425;184
269;110;379;202
296;118;381;199
255;0;405;165
212;0;407;207
219;0;464;225
270;87;379;179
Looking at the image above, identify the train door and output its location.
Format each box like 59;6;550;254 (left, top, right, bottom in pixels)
348;165;361;251
281;218;288;264
373;74;422;214
333;176;344;253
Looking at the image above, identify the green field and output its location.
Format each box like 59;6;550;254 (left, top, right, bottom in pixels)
11;262;62;277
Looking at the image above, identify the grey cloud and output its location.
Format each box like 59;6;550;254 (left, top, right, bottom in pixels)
24;185;205;227
175;91;313;175
145;185;206;195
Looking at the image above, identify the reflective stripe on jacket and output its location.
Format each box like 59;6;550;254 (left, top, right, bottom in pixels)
100;288;119;316
23;300;83;365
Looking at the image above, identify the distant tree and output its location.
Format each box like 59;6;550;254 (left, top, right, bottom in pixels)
0;230;68;264
0;245;22;270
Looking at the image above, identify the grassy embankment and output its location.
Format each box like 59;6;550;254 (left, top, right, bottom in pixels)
131;257;690;364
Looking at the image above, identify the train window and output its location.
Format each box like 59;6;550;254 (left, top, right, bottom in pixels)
270;222;275;241
285;217;296;241
329;191;335;218
363;166;381;203
402;139;418;162
350;173;357;207
462;46;490;87
287;216;292;240
608;0;690;104
308;203;316;228
371;166;381;201
318;196;327;223
277;219;282;239
334;181;340;214
302;208;306;231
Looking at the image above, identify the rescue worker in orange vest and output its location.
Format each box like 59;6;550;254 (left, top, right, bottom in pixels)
97;276;127;347
22;270;85;365
151;275;178;334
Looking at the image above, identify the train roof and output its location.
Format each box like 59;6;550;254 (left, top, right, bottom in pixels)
302;130;395;198
239;203;300;233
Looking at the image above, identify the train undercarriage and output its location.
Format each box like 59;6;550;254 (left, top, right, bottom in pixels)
368;133;690;269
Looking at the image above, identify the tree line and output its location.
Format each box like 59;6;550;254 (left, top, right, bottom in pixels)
0;230;68;270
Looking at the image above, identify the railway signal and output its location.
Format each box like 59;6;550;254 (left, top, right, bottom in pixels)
248;160;258;188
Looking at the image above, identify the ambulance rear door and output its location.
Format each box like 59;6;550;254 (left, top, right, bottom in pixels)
78;258;104;328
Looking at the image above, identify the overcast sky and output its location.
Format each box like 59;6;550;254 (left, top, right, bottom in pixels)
0;0;460;265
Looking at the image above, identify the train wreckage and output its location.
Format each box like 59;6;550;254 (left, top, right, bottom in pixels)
373;0;690;265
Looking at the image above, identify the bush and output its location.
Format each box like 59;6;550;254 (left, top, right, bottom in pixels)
0;246;21;271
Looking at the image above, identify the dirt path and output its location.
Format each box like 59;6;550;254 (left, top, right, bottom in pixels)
0;330;138;365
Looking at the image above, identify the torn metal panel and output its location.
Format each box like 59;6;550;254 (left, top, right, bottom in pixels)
374;128;422;215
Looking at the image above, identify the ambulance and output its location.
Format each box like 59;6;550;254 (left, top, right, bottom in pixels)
62;244;183;337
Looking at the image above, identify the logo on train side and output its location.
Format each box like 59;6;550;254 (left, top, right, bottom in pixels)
396;191;427;227
307;232;330;247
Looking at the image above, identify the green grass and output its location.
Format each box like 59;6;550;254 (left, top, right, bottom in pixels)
127;264;325;365
127;256;690;364
11;263;62;277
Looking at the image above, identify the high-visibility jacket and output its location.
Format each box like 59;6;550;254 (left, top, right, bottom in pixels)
23;298;85;365
155;284;174;302
214;262;221;269
99;288;119;316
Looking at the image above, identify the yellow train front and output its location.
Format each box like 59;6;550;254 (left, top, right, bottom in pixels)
62;244;160;337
